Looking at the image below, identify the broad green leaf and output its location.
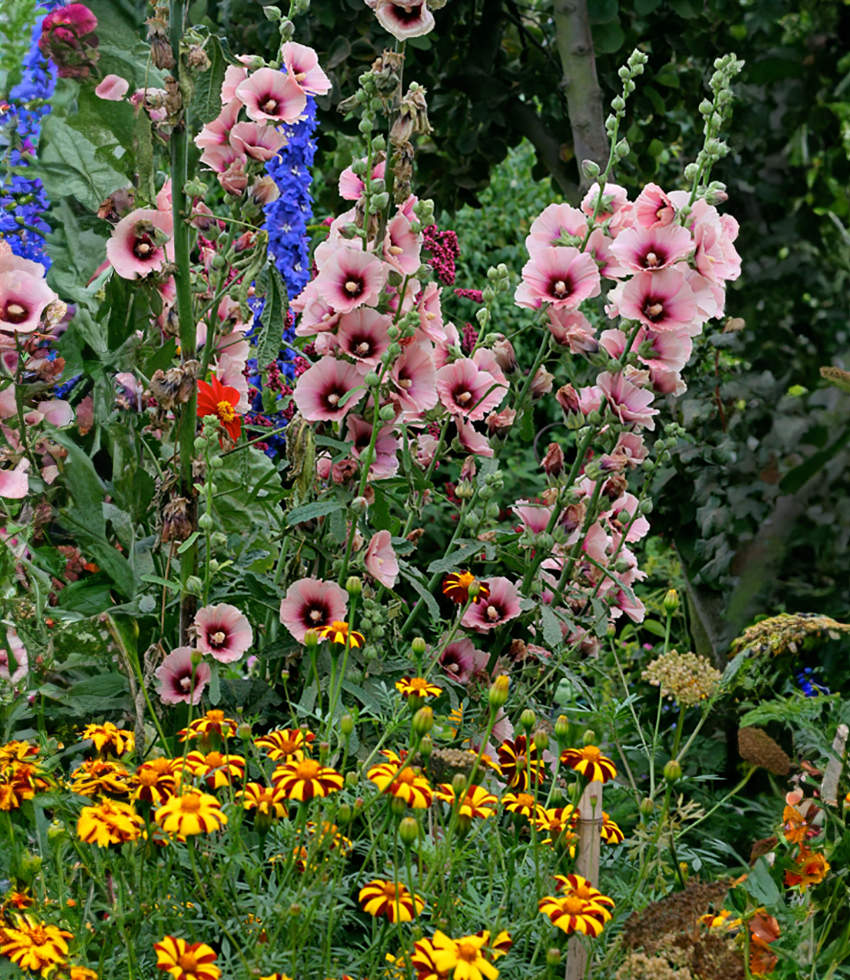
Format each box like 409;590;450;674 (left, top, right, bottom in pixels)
39;114;127;211
286;499;346;526
427;540;490;575
745;857;781;906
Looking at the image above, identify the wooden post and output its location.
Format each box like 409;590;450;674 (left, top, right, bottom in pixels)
820;723;848;807
565;780;603;980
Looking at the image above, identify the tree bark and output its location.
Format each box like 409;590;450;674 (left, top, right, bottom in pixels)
552;0;609;188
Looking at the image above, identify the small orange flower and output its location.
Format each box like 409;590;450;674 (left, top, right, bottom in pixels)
784;846;830;890
559;745;617;783
395;677;442;700
600;812;624;844
154;789;228;837
368;755;433;810
442;571;489;605
272;758;343;802
197;375;241;442
316;621;364;648
496;735;544;791
178;710;239;743
358;880;425;922
254;728;315;761
183;750;246;790
501;792;545;821
79;722;135;757
239;782;288;819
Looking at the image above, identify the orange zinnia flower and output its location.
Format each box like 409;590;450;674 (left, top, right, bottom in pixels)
784;846;830;890
197;375;241;442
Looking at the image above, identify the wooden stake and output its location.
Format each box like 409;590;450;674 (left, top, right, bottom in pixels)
565;780;603;980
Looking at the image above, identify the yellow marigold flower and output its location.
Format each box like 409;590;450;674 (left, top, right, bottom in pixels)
69;966;99;980
0;760;49;811
488;931;512;959
600;812;625;844
272;758;343;802
559;745;617;784
434;783;498;820
538;893;610;937
442;571;489;605
154;789;228;837
254;727;315;761
183;750;246;790
178;710;239;743
395;677;442;700
1;890;33;912
0;914;72;976
133;757;180;806
501;791;545;821
367;757;432;809
259;974;293;980
69;759;136;797
77;798;144;847
239;782;288;819
358;879;425;922
153;936;221;980
554;874;614;922
316;620;364;648
699;909;741;931
429;930;500;980
0;740;40;765
496;735;543;791
784;846;830;890
79;722;135;757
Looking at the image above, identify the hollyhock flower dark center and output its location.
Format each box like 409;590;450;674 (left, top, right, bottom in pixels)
179;675;192;691
344;277;364;296
396;3;425;23
132;229;157;260
262;96;279;114
354;338;373;357
456;389;472;405
644;250;660;268
3;302;28;324
306;604;327;625
643;299;665;321
209;630;226;648
486;604;500;621
550;276;573;299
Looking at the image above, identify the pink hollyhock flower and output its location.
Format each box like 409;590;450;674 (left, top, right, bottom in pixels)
686;269;725;326
613;587;646;624
609;223;693;274
638;326;692;374
194;603;253;663
391;343;438;416
336;308;392;366
292;281;341;336
314;246;387;314
439;638;488;684
95;73;128;101
600;432;648;472
0;459;29;499
106;208;173;280
130;87;168;122
634;182;676;228
366;0;436;40
462;576;522;632
280;577;348;643
586;227;626;279
415;281;444;344
228;121;285;161
25;399;74;427
514;500;552;535
581;182;629;221
515;246;601;310
339;158;386;201
281;41;331;96
693;208;741;284
384;207;422;276
221;63;249;103
485;406;516;434
195;99;242;153
0;627;28;684
456;418;493;457
609;269;697;332
0;269;57;334
364;530;399;588
346;415;399;479
155;647;211;706
547;309;597;353
293;356;365;422
609;492;651;544
219;156;249;196
525;203;587;253
597;370;658;430
436;358;506;420
38;3;98;78
235;67;306;124
558;382;602;417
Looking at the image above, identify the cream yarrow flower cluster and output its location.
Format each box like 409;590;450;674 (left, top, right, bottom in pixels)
642;650;722;707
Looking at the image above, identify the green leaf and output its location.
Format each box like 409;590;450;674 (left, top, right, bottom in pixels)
427;540;488;575
399;565;442;621
286;499;346;526
588;0;618;22
633;0;662;13
745;857;781;906
540;605;563;649
39;113;127;211
208;663;222;706
44;200;108;304
591;19;625;54
190;35;228;127
255;263;289;370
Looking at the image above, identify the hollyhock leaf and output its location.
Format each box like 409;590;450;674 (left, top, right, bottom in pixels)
427;540;493;576
399;564;442;620
588;0;618;24
746;857;781;905
189;35;227;129
540;605;563;649
286;500;347;526
39;113;127;210
44;200;109;303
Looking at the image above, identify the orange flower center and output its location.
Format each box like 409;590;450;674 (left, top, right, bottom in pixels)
396;767;416;785
516;793;534;808
581;746;601;761
382;882;401;899
294;759;321;779
216;400;236;422
457;941;480;963
179;794;202;813
205;752;224;767
562;896;585;914
177;952;199;972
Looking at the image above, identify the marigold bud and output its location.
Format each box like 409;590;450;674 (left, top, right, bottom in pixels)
340;714;355;737
411;636;427;656
412;706;434;736
419;735;433;759
546;948;562;967
533;729;549;753
519;709;536;731
398;816;419;847
489;674;510;709
582;729;596;746
346;575;362;597
663;758;682;782
663;589;679;614
639;797;654;815
336;803;352;825
391;795;407;816
554;714;570;743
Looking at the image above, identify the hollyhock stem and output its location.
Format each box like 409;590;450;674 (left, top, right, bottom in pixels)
169;0;198;642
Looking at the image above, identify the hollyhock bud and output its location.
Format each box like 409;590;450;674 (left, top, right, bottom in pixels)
39;3;99;79
556;384;581;414
530;366;554;399
249;175;281;207
490;334;517;373
541;442;565;477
